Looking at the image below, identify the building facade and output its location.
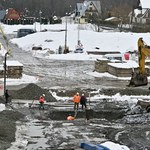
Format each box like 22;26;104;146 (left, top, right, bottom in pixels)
75;0;102;24
130;0;150;24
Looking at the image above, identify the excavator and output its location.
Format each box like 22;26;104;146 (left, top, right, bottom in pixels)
129;38;150;87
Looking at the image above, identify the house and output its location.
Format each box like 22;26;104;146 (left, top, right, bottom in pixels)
3;8;21;24
129;0;150;24
74;0;101;24
5;8;20;20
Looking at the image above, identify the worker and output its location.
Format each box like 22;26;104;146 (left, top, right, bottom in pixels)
80;93;87;110
5;89;10;104
39;95;45;110
73;92;80;110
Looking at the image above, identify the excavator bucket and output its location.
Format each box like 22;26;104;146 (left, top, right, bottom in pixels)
129;72;148;87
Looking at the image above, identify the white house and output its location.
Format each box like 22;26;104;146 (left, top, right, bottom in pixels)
130;0;150;24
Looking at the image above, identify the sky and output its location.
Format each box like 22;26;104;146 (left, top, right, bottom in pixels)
1;22;150;150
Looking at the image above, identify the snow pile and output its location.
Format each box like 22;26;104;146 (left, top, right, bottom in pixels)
0;104;5;111
101;141;130;150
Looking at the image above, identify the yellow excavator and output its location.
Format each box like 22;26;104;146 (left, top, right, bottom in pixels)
129;38;150;86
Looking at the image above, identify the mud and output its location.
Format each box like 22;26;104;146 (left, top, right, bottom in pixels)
0;110;24;150
1;83;150;150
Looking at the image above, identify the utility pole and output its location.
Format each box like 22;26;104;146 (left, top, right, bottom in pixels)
4;52;8;99
64;13;68;54
39;10;42;31
0;24;11;103
77;16;80;45
34;17;36;31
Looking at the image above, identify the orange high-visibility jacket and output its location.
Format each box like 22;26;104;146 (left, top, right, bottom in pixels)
39;96;44;103
73;95;80;103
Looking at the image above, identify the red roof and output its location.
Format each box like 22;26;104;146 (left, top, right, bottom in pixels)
5;8;20;20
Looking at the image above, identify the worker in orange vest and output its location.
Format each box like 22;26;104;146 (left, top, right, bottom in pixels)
39;95;45;109
73;92;80;110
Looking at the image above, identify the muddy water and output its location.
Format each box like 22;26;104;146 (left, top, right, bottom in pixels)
26;119;51;150
8;100;150;150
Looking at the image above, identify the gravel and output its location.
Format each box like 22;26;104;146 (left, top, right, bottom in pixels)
9;83;57;102
0;83;57;150
0;110;24;150
100;87;150;96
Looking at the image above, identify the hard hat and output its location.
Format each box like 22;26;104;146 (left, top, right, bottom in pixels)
82;93;84;96
42;94;45;97
76;92;79;95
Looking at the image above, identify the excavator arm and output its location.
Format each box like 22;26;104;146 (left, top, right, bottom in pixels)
129;38;150;87
138;38;150;74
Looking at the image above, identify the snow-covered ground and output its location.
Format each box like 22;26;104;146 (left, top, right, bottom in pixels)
0;22;148;80
1;22;150;53
1;22;150;150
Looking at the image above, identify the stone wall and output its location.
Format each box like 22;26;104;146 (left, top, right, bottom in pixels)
7;66;23;78
95;59;110;73
0;65;4;78
0;70;4;78
95;59;150;77
87;51;120;55
0;61;23;79
107;65;135;77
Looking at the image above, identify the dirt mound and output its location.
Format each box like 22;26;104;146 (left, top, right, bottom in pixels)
10;83;56;102
101;87;150;96
0;110;24;149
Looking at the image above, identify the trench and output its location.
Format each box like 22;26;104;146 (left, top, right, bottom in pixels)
24;101;126;149
48;109;125;121
8;100;150;150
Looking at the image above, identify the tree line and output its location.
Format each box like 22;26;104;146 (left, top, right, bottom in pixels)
0;0;138;20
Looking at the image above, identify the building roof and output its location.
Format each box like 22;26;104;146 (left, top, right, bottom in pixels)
0;10;6;20
105;17;119;22
89;0;101;13
6;60;23;67
5;8;20;20
140;0;150;9
134;8;147;17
